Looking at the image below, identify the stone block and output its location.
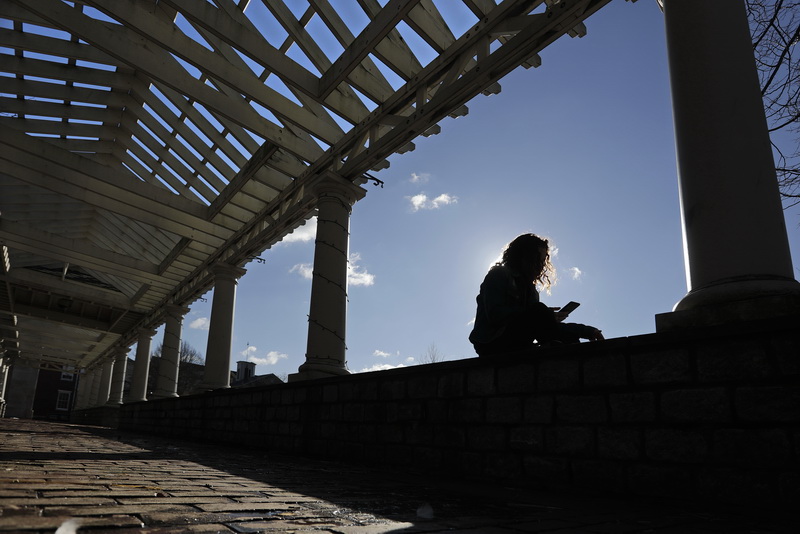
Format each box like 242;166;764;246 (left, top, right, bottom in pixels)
468;425;507;450
696;340;774;382
537;358;580;392
381;424;404;443
322;384;338;403
772;332;800;375
645;428;708;463
522;456;570;488
779;470;800;506
467;368;495;396
598;428;641;460
449;398;484;423
379;380;406;401
735;386;800;422
363;402;384;422
343;403;364;422
438;372;464;398
545;426;594;456
660;388;732;422
711;428;791;467
630;349;691;385
497;362;536;393
509;426;544;451
556;395;608;423
486;397;522;424
435;426;466;448
413;446;442;467
696;467;780;506
627;464;694;498
523;395;554;423
425;399;448;422
354;380;379;401
397;401;423;420
484;452;522;478
571;459;627;493
408;375;438;399
583;353;628;388
405;422;434;445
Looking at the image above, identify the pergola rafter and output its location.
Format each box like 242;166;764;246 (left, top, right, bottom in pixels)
0;0;616;371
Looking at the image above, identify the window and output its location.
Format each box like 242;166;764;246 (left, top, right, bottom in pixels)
61;366;74;381
56;390;71;411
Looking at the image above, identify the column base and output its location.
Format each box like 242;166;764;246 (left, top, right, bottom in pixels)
192;383;230;394
657;278;800;332
288;360;350;382
151;392;179;400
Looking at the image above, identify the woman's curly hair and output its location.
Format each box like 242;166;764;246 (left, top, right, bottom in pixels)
500;233;556;292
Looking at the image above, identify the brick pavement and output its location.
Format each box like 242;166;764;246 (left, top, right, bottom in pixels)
0;419;794;533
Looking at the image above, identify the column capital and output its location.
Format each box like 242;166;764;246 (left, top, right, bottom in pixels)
211;263;247;281
310;172;367;206
164;304;191;320
137;327;158;339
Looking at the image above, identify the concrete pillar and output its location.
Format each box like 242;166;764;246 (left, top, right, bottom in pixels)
290;174;366;381
88;368;101;407
97;358;113;405
107;346;129;405
198;264;246;391
153;305;188;398
657;0;800;330
129;328;156;402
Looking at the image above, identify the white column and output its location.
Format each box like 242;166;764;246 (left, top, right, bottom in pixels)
107;346;129;405
129;328;156;402
97;359;113;406
88;368;102;407
0;359;9;417
198;264;246;391
153;305;188;398
658;0;800;329
290;174;366;381
74;369;91;409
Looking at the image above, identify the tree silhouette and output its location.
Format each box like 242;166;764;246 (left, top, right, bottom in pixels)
747;0;800;208
151;341;204;364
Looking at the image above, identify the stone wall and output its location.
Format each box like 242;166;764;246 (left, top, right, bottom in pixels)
118;315;799;508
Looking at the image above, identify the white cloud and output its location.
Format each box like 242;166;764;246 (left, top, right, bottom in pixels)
348;252;375;286
357;363;408;373
373;350;392;358
410;172;430;183
408;192;458;212
244;346;288;366
569;267;583;280
280;217;317;244
240;346;258;358
189;317;210;330
290;262;314;280
404;357;415;364
290;253;375;287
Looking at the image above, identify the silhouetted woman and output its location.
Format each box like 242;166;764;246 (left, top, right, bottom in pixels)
469;233;603;356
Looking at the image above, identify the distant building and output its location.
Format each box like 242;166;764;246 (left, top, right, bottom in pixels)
3;363;78;420
231;360;283;388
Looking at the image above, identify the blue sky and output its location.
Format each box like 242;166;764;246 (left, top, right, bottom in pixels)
152;1;800;379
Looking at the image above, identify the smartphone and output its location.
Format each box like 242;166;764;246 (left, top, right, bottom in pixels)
559;301;580;316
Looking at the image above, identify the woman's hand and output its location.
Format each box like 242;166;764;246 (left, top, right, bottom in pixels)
552;308;568;322
586;328;604;341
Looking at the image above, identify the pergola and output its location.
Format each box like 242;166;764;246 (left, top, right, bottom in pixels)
3;0;798;399
0;0;617;378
